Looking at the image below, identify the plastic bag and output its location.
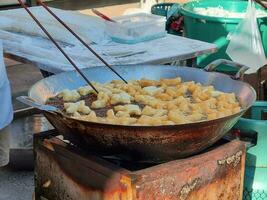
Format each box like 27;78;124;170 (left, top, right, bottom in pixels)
226;0;266;74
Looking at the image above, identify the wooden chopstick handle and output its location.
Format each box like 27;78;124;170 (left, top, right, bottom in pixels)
92;9;116;23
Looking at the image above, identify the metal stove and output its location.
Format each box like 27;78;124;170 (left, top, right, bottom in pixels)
34;130;247;200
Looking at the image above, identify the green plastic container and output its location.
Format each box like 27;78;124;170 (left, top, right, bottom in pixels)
234;101;267;199
151;3;183;36
180;0;267;72
151;3;175;17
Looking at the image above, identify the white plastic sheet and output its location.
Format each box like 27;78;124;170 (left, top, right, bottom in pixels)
0;28;216;74
226;0;266;74
0;7;109;45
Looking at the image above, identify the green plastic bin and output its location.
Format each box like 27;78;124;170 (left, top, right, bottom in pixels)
151;3;183;36
180;0;267;72
234;101;267;199
151;3;175;17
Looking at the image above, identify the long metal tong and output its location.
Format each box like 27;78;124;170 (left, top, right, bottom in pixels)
18;0;128;93
36;0;127;83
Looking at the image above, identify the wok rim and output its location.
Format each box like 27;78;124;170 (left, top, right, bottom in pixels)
29;64;256;129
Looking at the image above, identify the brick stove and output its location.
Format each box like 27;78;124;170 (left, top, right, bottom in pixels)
34;130;246;200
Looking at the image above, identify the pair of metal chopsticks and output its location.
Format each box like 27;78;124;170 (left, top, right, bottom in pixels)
18;0;128;94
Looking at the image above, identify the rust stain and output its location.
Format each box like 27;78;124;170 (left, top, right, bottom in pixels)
120;176;134;200
43;139;55;151
42;180;51;188
179;178;200;200
217;150;242;167
103;175;134;200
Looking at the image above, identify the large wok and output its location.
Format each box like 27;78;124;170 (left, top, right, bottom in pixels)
24;60;256;162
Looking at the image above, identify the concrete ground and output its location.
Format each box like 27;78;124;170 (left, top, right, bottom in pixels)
0;167;34;200
0;60;41;200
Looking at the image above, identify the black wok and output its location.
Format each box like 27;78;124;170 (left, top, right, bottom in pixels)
22;59;256;162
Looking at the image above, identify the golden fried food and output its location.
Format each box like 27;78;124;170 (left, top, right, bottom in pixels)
114;104;142;116
91;91;110;109
142;105;168;117
138;78;160;87
137;115;169;126
160;77;181;86
78;111;98;122
105;109;137;125
47;76;242;126
77;86;95;96
142;86;163;96
58;89;81;102
110;92;132;105
64;100;91;114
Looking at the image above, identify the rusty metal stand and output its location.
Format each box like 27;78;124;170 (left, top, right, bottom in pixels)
256;66;267;100
34;130;246;200
257;67;262;100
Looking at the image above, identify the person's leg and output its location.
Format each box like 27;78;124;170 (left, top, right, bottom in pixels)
0;126;10;167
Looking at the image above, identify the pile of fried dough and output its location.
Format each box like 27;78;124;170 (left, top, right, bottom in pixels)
51;77;241;126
